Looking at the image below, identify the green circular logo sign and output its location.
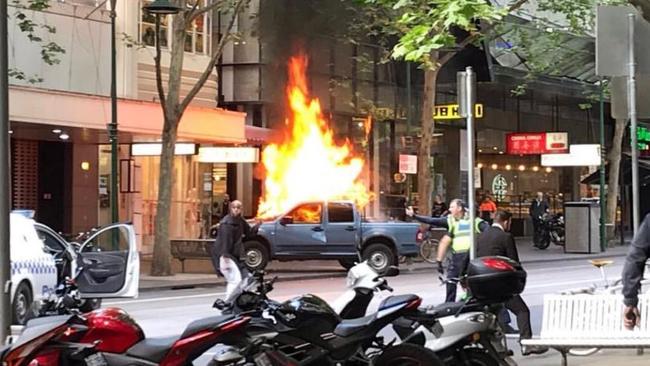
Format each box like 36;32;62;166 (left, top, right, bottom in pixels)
492;174;508;201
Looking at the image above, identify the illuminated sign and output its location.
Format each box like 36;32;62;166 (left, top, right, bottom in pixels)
638;126;650;157
541;144;601;166
506;132;568;155
433;104;483;120
131;143;197;156
198;147;259;163
491;174;508;201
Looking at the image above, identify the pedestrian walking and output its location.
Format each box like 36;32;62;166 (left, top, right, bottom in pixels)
622;213;650;330
406;199;488;302
530;192;549;247
479;194;497;224
220;193;231;220
476;210;548;355
210;200;257;301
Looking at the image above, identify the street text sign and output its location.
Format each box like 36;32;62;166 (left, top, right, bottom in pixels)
506;132;568;155
398;154;418;174
433;104;483;120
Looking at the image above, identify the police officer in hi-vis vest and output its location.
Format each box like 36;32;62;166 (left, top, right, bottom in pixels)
407;198;489;302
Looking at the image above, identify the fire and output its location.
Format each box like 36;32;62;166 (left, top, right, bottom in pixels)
257;54;372;219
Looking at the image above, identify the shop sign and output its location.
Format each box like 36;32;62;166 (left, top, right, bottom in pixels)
491;174;508;201
198;147;259;163
131;143;197;156
399;154;418;174
506;132;568;155
433;103;483;120
638;125;650;157
541;144;601;166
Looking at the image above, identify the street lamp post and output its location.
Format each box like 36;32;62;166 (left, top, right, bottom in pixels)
109;0;119;225
0;0;11;342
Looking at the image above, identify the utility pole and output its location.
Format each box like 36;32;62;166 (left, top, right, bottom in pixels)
458;67;477;259
1;0;12;342
628;13;640;234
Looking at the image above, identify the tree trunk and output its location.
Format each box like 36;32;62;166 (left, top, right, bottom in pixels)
151;117;179;276
150;11;187;276
417;56;439;216
606;118;627;241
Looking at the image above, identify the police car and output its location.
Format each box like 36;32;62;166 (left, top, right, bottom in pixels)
10;212;140;325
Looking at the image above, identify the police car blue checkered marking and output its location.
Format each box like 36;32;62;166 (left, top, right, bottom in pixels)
11;258;57;276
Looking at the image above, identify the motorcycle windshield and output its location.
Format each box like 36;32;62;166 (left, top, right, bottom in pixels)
9;315;73;351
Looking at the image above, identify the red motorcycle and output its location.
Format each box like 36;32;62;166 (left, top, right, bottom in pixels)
1;307;250;366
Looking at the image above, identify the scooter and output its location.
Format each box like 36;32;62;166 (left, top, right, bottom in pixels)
1;307;251;366
330;260;516;366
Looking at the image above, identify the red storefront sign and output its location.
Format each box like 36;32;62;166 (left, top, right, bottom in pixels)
506;132;568;155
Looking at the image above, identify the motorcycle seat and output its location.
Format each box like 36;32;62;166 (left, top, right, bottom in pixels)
181;314;235;338
425;301;483;318
126;336;178;363
333;313;377;337
378;294;420;310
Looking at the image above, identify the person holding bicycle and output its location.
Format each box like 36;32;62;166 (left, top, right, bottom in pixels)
622;213;650;330
406;198;488;302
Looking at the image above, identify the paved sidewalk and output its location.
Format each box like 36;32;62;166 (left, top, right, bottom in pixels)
513;348;649;365
139;238;631;291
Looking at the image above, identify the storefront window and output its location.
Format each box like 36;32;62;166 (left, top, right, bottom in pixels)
131;155;228;250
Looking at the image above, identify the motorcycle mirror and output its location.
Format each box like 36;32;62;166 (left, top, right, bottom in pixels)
385;266;400;277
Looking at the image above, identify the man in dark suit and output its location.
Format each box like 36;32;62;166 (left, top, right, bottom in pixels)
477;210;548;356
530;192;549;247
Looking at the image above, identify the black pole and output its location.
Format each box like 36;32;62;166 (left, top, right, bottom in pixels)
0;0;12;341
109;0;119;225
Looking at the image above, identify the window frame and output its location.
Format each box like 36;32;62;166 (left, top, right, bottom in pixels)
139;0;211;55
286;203;323;225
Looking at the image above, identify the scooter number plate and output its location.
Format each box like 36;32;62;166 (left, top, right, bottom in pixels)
84;353;108;366
430;322;444;338
254;352;273;366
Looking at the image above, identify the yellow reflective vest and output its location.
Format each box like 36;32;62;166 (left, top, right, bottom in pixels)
447;216;483;253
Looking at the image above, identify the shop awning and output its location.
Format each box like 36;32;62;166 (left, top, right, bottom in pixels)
9;86;247;143
245;125;274;144
581;153;650;185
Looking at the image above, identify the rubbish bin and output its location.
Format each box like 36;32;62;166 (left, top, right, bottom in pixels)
564;202;601;254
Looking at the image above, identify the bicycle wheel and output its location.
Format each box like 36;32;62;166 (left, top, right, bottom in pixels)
419;239;439;264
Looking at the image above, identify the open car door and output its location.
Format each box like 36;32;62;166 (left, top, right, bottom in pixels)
76;223;139;298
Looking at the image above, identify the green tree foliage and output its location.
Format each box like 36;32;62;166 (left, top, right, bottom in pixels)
9;0;65;83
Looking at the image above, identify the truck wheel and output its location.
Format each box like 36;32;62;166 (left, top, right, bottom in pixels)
243;240;269;271
362;243;396;273
12;282;33;325
338;258;357;270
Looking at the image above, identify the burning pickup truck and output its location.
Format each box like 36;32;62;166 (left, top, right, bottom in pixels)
243;200;420;273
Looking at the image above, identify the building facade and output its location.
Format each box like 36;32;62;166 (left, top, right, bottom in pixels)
8;0;264;253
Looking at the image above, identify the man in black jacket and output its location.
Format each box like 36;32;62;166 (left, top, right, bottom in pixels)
211;200;255;300
477;210;548;355
622;213;650;329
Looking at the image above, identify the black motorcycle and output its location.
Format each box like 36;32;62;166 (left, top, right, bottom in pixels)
211;271;443;366
534;213;565;249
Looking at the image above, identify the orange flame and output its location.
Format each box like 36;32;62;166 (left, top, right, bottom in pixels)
257;55;372;219
363;115;373;141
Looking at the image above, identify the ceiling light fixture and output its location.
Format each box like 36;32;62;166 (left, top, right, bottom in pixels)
59;133;70;140
52;129;62;134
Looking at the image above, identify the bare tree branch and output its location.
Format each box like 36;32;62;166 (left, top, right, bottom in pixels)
439;0;530;66
154;17;168;116
630;0;650;23
180;0;246;113
186;0;200;21
188;0;230;23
